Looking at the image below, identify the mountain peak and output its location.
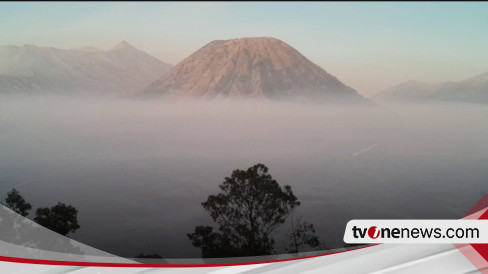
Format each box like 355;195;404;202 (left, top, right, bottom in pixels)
112;41;136;51
202;37;291;54
140;37;364;103
207;37;282;44
216;36;282;43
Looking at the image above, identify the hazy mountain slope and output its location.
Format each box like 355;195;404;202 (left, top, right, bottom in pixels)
374;71;488;103
140;37;366;103
0;41;172;96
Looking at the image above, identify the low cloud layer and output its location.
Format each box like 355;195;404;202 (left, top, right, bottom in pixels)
1;95;487;257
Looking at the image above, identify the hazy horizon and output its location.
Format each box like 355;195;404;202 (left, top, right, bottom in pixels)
1;2;488;96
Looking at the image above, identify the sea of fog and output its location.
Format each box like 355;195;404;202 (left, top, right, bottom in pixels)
0;95;487;258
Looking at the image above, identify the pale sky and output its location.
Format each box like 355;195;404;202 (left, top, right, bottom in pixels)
1;2;488;96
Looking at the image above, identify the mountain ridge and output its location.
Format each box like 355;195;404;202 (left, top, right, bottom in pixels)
374;71;488;103
0;41;172;96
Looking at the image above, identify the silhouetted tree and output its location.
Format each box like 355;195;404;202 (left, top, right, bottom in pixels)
283;217;324;253
188;225;236;258
2;188;82;254
4;188;32;217
34;202;80;236
188;163;301;257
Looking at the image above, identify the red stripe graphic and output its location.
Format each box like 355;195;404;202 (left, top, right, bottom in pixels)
456;194;488;273
0;245;377;268
471;207;488;263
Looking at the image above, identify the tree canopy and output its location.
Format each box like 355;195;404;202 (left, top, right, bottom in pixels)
34;202;80;236
283;218;323;253
188;163;312;257
4;188;32;217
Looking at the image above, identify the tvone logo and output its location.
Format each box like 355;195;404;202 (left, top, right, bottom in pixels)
351;225;381;239
368;226;380;239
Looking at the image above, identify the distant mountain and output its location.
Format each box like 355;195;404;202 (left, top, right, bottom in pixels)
374;71;488;103
139;37;366;103
0;41;172;96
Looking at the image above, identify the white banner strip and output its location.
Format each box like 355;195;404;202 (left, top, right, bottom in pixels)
344;220;488;244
